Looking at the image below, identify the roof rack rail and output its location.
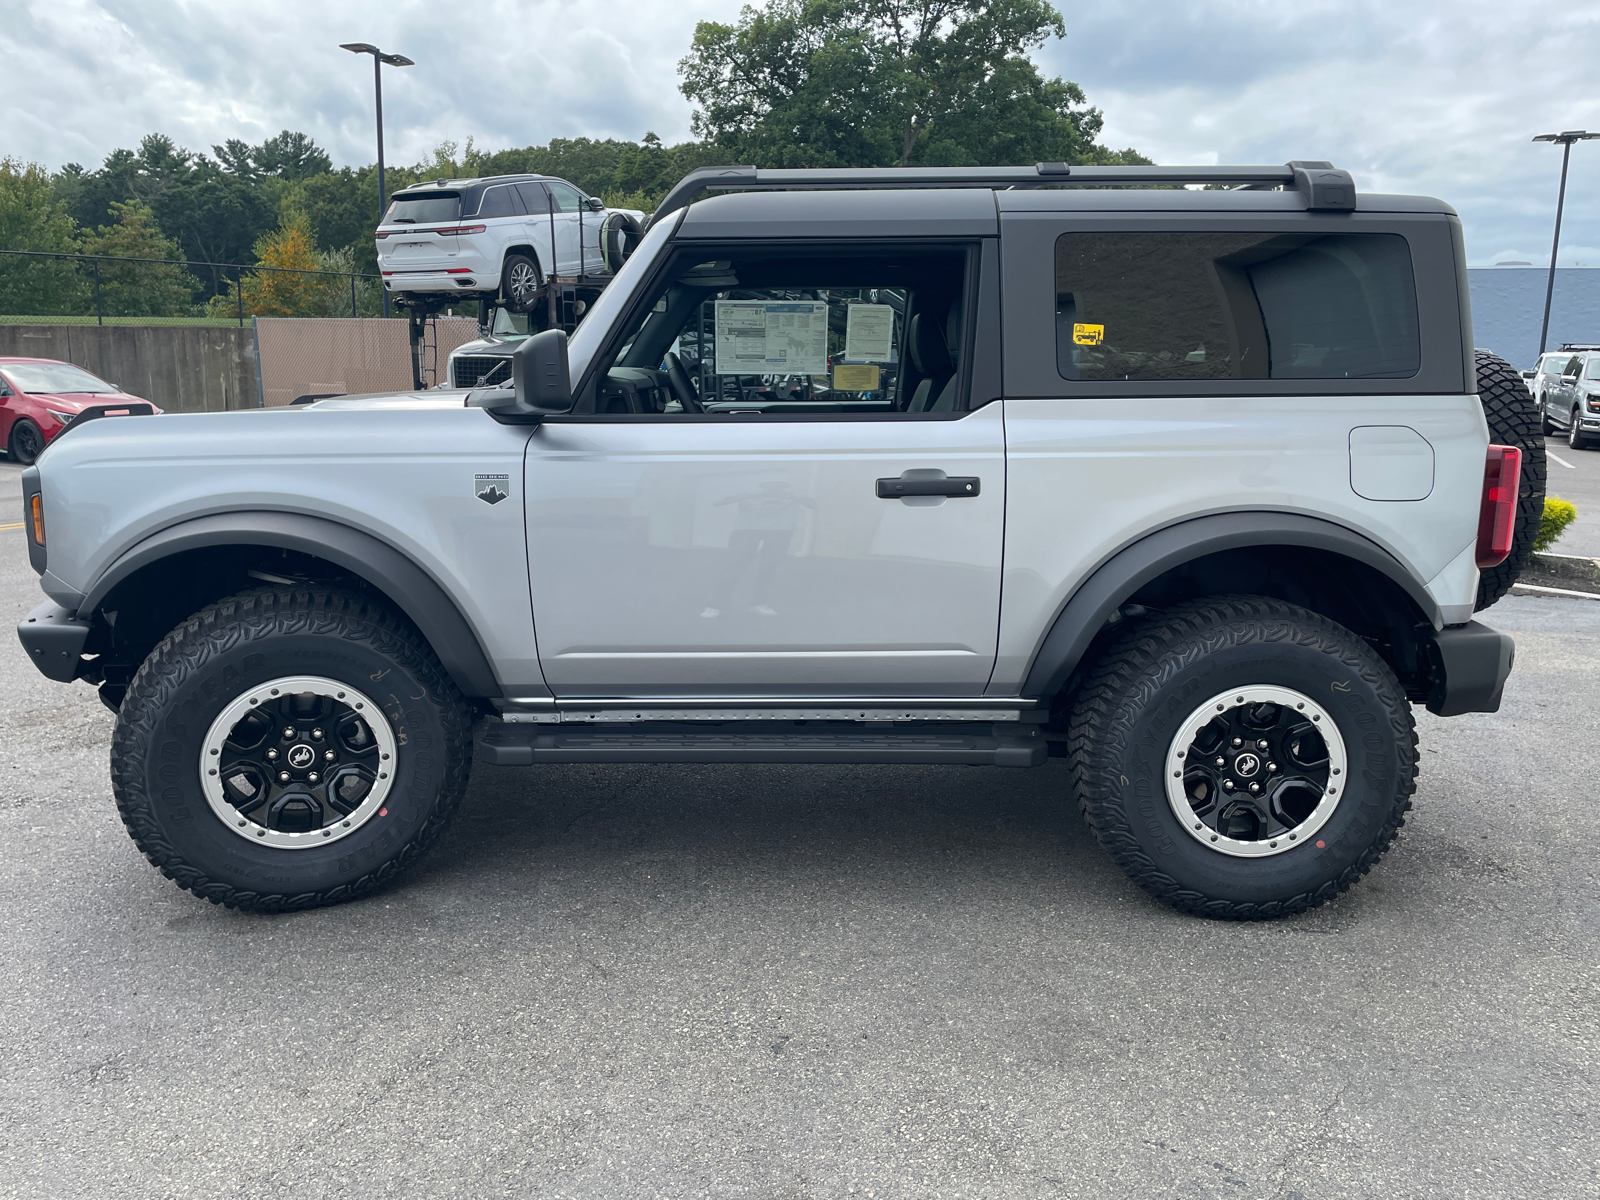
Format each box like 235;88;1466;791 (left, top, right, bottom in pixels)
647;160;1355;227
1557;343;1600;351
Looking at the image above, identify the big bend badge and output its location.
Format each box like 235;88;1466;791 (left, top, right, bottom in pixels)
474;473;510;505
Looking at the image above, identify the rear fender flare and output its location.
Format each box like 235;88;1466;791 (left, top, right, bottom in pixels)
80;512;503;698
1019;512;1443;699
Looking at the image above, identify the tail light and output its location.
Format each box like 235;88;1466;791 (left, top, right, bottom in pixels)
1475;444;1521;568
430;225;486;236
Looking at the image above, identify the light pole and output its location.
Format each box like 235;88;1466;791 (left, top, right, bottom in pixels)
341;42;414;316
1533;130;1600;357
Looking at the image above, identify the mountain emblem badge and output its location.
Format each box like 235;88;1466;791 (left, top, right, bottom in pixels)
474;473;510;506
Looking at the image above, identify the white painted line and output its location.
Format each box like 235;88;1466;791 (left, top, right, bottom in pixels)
1548;451;1576;469
1511;582;1600;601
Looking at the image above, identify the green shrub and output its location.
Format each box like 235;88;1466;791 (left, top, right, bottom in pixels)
1534;496;1578;553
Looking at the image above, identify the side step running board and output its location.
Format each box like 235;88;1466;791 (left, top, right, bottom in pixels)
477;720;1046;768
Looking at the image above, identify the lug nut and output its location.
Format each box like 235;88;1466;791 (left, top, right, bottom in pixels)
1215;757;1226;767
312;729;324;741
1249;782;1261;793
1222;779;1235;791
307;772;319;783
283;726;296;739
324;750;336;761
1266;761;1277;773
1257;739;1269;750
278;771;291;783
266;749;278;761
1231;737;1243;747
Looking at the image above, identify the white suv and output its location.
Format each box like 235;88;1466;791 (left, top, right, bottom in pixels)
376;174;644;310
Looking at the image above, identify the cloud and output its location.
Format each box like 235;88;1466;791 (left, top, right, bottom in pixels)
4;0;1599;263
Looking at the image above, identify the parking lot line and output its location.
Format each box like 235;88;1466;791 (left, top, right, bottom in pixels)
0;521;24;531
1549;450;1576;469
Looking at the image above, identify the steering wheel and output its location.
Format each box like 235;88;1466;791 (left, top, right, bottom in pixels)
664;352;703;412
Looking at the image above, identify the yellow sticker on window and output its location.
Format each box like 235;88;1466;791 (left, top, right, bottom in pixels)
1072;323;1105;346
832;364;881;391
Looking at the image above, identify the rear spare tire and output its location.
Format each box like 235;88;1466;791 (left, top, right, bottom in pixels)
1474;349;1546;610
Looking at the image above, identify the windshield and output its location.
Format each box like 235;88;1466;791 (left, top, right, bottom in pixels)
1586;358;1600;381
383;192;461;225
2;362;114;394
491;309;532;340
567;210;684;385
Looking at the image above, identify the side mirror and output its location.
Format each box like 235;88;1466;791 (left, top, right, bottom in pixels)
585;196;605;212
476;329;573;423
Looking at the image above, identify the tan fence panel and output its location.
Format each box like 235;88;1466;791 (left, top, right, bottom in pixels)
254;317;483;407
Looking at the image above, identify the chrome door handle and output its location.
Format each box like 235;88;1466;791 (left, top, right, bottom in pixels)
875;476;980;498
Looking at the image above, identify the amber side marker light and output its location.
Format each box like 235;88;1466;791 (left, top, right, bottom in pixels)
30;494;44;546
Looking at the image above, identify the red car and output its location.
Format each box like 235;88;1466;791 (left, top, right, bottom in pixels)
0;357;160;464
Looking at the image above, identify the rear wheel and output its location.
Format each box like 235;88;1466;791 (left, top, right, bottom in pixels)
7;418;44;464
502;253;542;312
110;587;473;912
1475;350;1546;610
1068;596;1416;920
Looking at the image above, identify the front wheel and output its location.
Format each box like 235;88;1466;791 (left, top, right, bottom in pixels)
1570;409;1589;450
1068;596;1417;920
502;253;542;312
7;418;44;464
110;587;473;912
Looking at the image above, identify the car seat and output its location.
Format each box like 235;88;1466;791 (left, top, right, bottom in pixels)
906;302;960;411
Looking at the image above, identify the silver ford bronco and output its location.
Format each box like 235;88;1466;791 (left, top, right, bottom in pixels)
16;162;1545;919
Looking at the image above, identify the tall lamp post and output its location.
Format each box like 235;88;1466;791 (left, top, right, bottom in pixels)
341;42;414;317
1533;130;1600;357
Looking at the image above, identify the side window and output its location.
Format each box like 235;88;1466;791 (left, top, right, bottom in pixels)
1586;358;1600;381
587;247;970;416
1566;356;1583;378
477;185;525;219
1054;232;1420;381
548;183;584;213
516;183;552;214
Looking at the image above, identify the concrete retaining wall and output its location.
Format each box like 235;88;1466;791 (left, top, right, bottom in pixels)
0;324;260;412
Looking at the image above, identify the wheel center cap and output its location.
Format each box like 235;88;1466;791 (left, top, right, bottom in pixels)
286;743;316;770
1233;752;1262;778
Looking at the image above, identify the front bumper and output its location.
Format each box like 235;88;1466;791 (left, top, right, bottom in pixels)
17;600;91;683
1425;621;1514;716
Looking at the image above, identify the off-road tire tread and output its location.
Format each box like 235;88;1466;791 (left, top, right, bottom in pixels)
110;587;472;913
1067;595;1418;920
1475;349;1546;610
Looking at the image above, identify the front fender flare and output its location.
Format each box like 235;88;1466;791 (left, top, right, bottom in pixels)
1018;512;1443;699
80;511;503;699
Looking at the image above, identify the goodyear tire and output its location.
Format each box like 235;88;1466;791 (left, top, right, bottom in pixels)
1475;349;1546;610
110;587;472;913
1068;596;1416;920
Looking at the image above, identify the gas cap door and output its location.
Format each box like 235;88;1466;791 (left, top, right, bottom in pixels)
1349;425;1434;501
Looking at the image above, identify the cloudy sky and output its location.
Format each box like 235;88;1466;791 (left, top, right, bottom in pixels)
4;0;1598;265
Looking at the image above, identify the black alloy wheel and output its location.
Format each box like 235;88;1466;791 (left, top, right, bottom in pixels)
7;418;44;464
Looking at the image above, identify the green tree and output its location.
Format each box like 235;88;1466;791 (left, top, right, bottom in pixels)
79;200;200;316
0;157;89;315
679;0;1145;168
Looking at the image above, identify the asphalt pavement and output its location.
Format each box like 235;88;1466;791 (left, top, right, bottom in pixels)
1543;434;1600;557
0;458;1595;1200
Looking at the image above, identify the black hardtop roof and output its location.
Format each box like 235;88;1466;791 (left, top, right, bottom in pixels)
648;161;1448;230
391;173;563;196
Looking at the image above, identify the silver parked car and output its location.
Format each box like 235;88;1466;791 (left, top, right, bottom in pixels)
1537;344;1600;448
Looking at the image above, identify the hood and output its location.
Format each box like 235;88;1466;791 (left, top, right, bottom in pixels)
31;390;150;412
302;391;475;412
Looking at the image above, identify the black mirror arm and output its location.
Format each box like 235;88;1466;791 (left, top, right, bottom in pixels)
473;328;574;424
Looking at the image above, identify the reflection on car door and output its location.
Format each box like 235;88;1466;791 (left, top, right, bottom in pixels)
523;411;1005;697
515;183;556;279
547;182;585;276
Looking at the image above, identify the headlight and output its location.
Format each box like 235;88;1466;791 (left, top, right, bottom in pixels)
45;409;76;425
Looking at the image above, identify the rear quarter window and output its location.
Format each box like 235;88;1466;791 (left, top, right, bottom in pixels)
1055;232;1420;382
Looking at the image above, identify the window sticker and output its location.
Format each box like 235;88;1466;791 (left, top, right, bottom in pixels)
832;364;881;390
1073;322;1105;346
713;300;829;374
843;303;895;362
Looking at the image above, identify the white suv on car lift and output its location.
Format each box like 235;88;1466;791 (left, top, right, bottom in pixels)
376;174;644;310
